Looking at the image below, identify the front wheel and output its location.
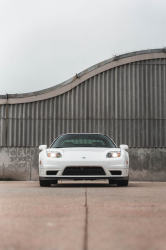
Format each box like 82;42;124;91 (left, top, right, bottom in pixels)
117;180;128;187
40;180;51;187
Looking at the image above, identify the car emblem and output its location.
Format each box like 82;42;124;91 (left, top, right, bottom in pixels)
82;157;86;159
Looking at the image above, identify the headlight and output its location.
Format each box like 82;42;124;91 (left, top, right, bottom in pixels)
107;152;121;158
47;152;62;158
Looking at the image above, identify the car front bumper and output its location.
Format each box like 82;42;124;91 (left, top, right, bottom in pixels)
39;156;129;180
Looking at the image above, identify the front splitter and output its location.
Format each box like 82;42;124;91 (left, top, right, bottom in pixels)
39;176;129;181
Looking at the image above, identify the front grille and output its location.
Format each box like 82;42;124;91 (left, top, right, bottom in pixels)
63;167;106;175
46;171;58;175
110;171;122;175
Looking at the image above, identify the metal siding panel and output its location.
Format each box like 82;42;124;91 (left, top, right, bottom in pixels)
89;78;93;120
124;65;127;119
127;64;131;121
7;118;12;146
0;58;166;147
158;59;162;120
0;105;6;118
102;72;106;120
105;71;109;120
164;120;166;147
0;119;6;146
112;68;116;119
117;67;121;119
92;76;97;119
114;67;118;119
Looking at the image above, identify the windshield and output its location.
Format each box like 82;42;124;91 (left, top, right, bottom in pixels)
51;134;116;148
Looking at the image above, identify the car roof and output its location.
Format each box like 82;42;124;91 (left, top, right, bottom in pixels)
60;133;105;136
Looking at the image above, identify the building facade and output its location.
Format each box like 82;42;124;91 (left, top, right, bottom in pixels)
0;48;166;181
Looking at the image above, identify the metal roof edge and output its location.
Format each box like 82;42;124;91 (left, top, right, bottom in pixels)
0;48;165;101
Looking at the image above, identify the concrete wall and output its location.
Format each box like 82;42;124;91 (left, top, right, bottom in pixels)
0;147;166;181
0;147;39;181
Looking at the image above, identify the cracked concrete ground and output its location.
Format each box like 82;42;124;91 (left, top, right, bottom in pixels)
0;181;166;250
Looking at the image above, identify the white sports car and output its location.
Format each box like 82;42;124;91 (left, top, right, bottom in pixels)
39;133;129;187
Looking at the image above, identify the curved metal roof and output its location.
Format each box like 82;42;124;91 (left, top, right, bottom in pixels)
1;48;166;104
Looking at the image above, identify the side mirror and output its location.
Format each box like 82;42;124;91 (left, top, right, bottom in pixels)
120;145;129;150
39;145;47;151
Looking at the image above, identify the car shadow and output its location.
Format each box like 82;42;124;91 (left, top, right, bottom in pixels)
51;183;112;188
50;181;150;188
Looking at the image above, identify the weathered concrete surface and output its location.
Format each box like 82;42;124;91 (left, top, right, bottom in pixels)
0;147;31;180
129;148;166;181
0;147;166;181
87;182;166;250
0;181;86;250
0;181;166;250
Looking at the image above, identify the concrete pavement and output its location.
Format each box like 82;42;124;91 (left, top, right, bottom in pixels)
0;181;166;250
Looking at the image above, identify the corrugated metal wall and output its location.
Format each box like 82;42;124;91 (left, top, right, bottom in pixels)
0;58;166;147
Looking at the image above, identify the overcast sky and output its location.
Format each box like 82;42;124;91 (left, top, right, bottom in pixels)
0;0;166;95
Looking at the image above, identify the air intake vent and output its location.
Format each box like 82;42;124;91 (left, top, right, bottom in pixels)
46;171;58;175
63;167;106;175
110;171;122;175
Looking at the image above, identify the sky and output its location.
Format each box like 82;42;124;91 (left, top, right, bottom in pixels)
0;0;166;95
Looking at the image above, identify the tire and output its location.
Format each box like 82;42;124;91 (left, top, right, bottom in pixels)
109;180;117;185
40;180;51;187
117;180;128;187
